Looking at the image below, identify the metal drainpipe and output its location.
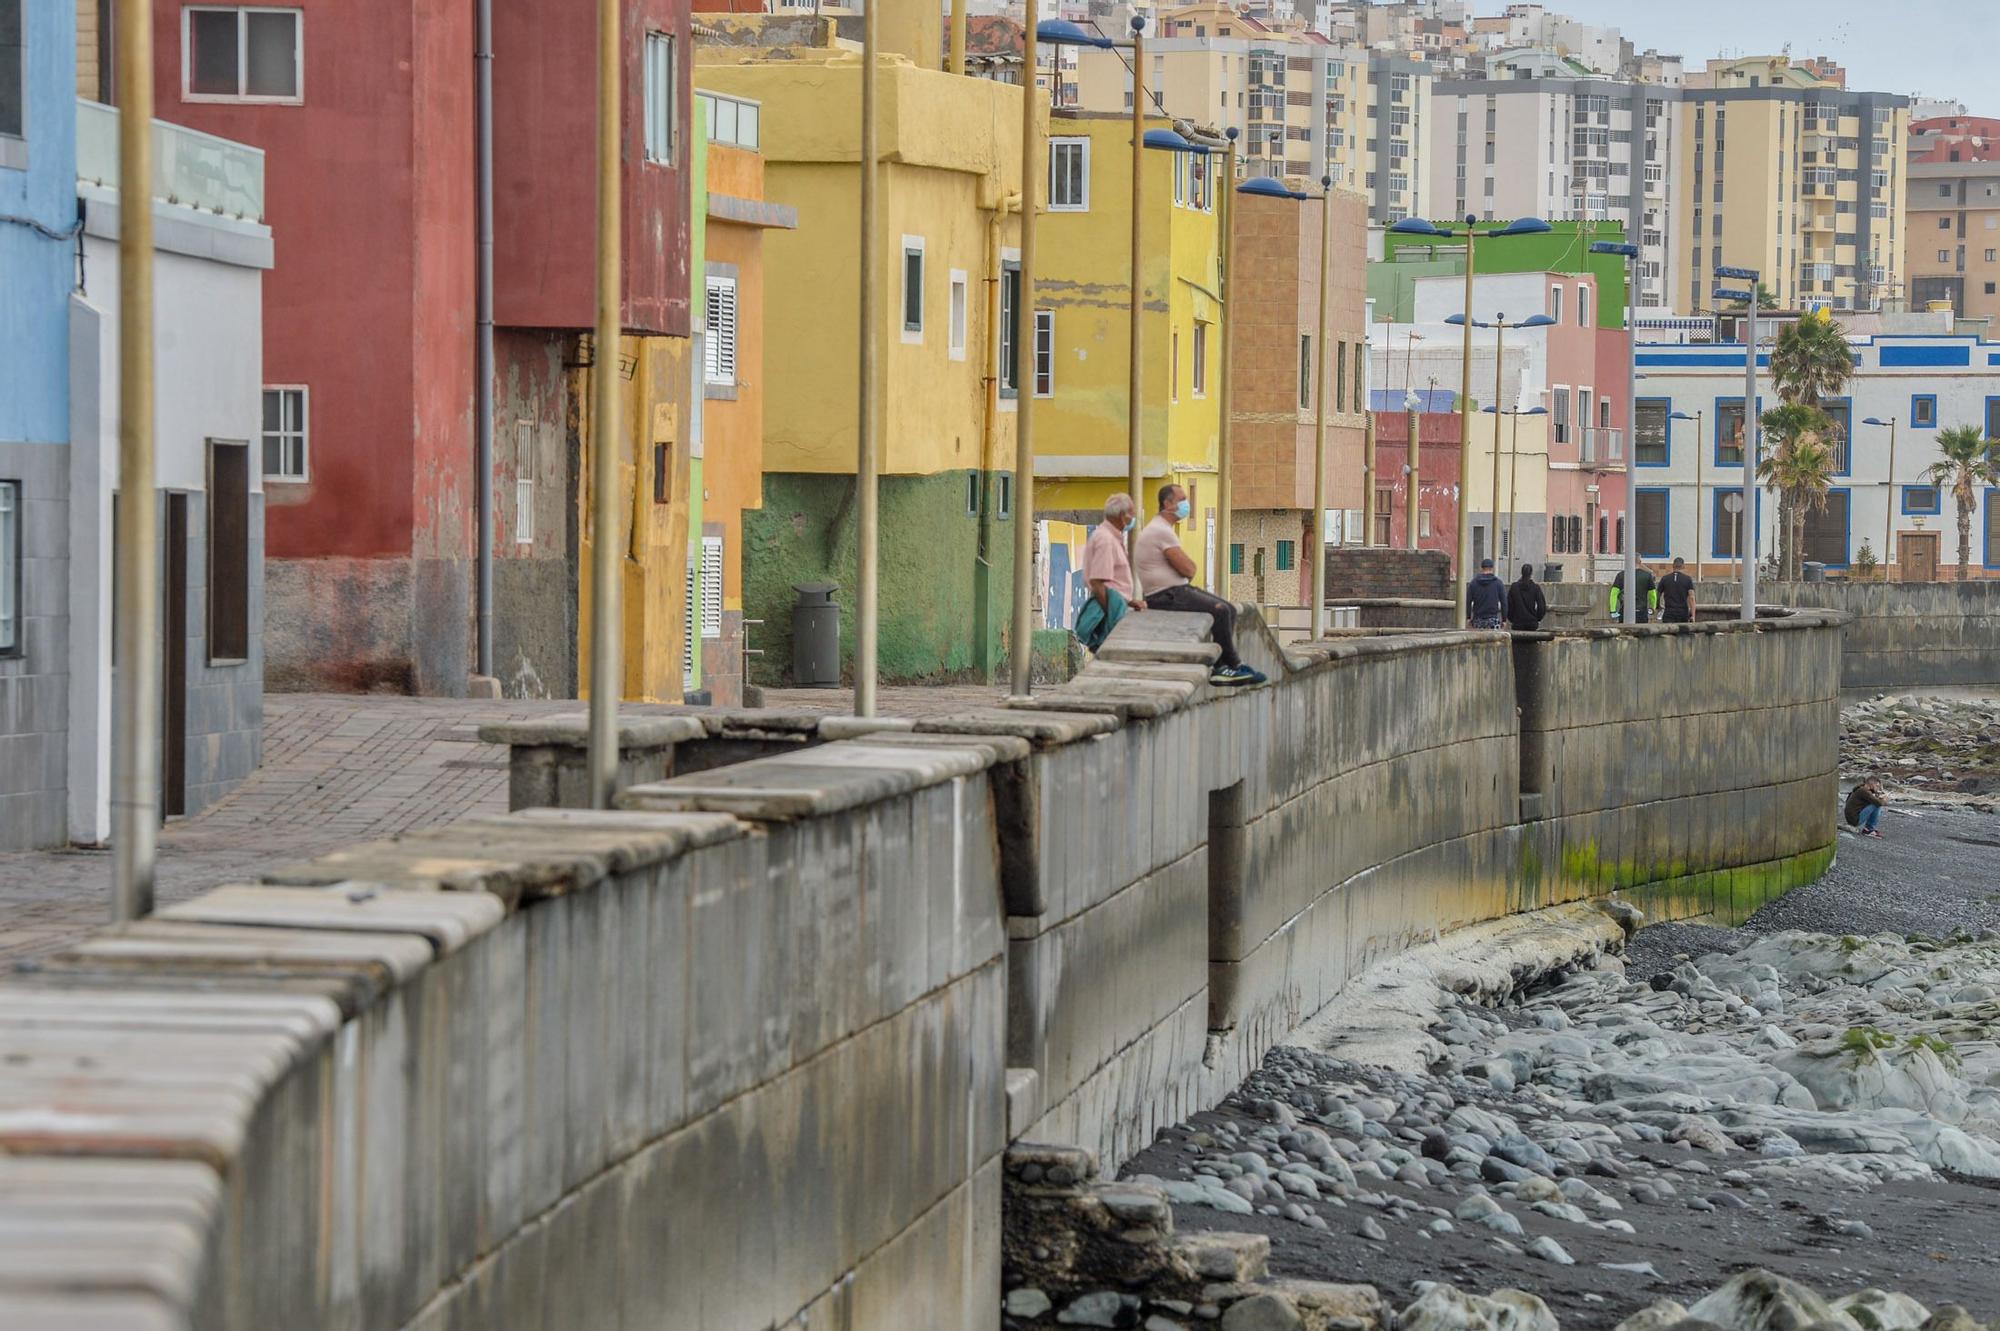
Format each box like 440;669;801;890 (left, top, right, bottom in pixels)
586;0;623;807
475;0;495;681
1009;0;1038;698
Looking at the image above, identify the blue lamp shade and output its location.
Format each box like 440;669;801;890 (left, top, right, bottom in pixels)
1715;265;1760;282
1670;411;1697;421
1516;314;1556;328
1481;405;1498;413
1142;128;1202;153
1521;407;1548;416
1862;417;1888;426
1236;176;1301;200
1443;313;1468;326
1489;217;1553;237
1034;19;1117;48
1388;217;1444;236
1714;287;1755;303
1588;241;1640;258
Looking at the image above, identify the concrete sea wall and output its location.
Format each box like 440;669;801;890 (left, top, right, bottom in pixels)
1545;578;2000;691
0;611;1841;1329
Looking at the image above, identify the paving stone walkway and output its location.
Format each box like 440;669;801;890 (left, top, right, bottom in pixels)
0;684;1009;961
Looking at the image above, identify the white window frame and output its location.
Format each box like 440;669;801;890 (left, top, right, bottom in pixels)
1049;136;1090;211
1;0;25;162
1549;284;1564;323
0;479;19;657
1578;284;1592;327
704;273;738;387
182;6;304;105
948;269;968;362
1033;309;1055;398
643;31;676;165
900;235;926;343
514;420;534;546
261;385;309;483
1192;323;1208;397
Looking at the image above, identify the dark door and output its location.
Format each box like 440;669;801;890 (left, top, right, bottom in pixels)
163;492;188;818
1902;533;1939;583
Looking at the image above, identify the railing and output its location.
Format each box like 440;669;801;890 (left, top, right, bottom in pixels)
75;97;264;221
695;89;760;152
1580;426;1623;464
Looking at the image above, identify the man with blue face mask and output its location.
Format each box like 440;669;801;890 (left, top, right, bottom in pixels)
1134;484;1266;686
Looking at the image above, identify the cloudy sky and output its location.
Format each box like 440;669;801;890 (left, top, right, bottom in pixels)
1514;0;1989;109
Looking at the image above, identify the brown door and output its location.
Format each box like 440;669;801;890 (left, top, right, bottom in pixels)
1901;533;1939;583
162;493;188;818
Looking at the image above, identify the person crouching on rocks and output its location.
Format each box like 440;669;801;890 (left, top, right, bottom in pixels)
1843;776;1887;838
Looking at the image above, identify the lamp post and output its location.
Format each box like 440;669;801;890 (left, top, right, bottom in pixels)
1388;215;1554;588
1453;311;1554;569
1714;266;1763;620
587;0;625;790
1401;333;1423;553
1669;409;1698;572
1863;416;1898;581
1215;127;1240;594
1009;0;1041;699
1590;240;1640;625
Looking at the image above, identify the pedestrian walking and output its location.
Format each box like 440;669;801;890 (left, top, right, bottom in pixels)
1658;557;1696;625
1609;563;1658;624
1843;776;1888;838
1506;562;1547;632
1466;557;1506;630
1135;484;1267;686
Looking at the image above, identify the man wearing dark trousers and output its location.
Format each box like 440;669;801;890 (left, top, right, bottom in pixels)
1506;563;1547;631
1135;484;1268;687
1658;557;1696;624
1466;558;1507;629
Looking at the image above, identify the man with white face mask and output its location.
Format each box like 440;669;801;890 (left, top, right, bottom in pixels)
1135;484;1266;686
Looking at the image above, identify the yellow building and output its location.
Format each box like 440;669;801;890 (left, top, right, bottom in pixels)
1677;59;1909;313
695;17;1031;684
1034;110;1223;588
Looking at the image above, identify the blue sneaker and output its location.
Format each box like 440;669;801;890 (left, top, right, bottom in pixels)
1210;663;1267;687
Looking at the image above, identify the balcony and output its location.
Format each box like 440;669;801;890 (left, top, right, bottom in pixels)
75;98;265;222
1579;426;1623;465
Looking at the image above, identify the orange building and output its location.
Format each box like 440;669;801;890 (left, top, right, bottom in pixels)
695;87;796;704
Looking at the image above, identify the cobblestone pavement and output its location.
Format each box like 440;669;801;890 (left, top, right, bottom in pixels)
0;684;1011;961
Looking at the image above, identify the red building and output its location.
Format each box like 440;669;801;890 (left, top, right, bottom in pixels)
1370;411;1463;558
153;0;693;697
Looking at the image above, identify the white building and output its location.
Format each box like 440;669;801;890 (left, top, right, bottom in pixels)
1427;74;1682;310
1627;334;2000;581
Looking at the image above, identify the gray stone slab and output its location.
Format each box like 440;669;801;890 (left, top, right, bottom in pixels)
477;714;707;748
159;883;505;954
620;741;997;821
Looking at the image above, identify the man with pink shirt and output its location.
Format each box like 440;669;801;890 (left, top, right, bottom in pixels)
1075;493;1142;651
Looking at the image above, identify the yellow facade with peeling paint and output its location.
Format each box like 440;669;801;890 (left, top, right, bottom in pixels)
1034;111;1223;588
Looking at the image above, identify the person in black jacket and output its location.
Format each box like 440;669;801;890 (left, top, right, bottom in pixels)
1609;564;1658;623
1506;563;1547;631
1657;557;1696;623
1466;558;1507;629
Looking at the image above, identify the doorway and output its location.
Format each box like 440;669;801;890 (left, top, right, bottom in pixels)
162;492;188;818
1900;532;1939;583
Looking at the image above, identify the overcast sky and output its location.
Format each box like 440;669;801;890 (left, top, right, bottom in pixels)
1507;0;1992;110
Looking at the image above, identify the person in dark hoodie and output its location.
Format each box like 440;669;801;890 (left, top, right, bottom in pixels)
1466;557;1507;629
1506;562;1547;632
1843;776;1887;838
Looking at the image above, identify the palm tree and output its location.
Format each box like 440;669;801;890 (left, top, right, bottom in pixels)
1766;309;1852;576
1924;425;2000;582
1758;404;1837;581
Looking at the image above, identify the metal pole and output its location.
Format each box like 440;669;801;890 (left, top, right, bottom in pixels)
1693;411;1703;579
1454;220;1477;588
1215;133;1238;592
111;0;158;920
1488;320;1504;568
1361;411;1376;546
1505;410;1519;569
586;0;622;807
1621;255;1637;624
1310;180;1331;638
856;4;881;715
1009;0;1039;697
1882;418;1897;581
948;0;968;76
1740;286;1758;621
474;0;495;681
1126;18;1146;583
1406;398;1420;550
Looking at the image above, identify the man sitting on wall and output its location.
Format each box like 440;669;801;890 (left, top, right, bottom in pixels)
1136;484;1266;687
1074;493;1143;652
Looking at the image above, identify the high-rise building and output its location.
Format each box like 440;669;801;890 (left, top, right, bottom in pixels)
1905;116;2000;323
1426;71;1682;309
1676;59;1908;314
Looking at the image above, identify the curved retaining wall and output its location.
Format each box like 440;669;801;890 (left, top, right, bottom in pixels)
0;612;1841;1330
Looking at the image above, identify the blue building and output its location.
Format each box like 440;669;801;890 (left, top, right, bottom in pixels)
0;0;79;847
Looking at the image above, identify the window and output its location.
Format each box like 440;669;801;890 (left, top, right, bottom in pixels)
966;473;981;515
1634;488;1668;559
1597;513;1609;553
1987;249;1998;263
1353;344;1363;413
644;31;676;163
516;422;536;542
1713;488;1750;557
948;271;968;362
1989;491;2000;568
1171;330;1180;402
1912;394;1937;428
1802;490;1850;567
695;90;759;151
1299;335;1312;408
1551;388;1570;447
1334;340;1347;412
1821;399;1850;472
1549;285;1564;323
206;441;251;662
996;474;1013;520
1229;543;1244;575
1578;285;1592;327
703;274;738;387
1988;396;2000;442
1939;249;1951;264
1634;398;1670;466
0;0;22;148
901;238;924;338
1902;485;1941;516
683;546;698;687
0;480;17;656
1033;310;1054;397
1049;137;1089;210
998;260;1020;397
1716;397;1748;466
1192;324;1207;396
700;536;723;639
1275;540;1295;571
184;7;301;102
261;387;307;481
1941;216;1954;230
1419;509;1432;538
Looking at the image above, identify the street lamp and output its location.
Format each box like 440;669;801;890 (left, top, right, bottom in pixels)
1669;409;1699;573
1454;311;1554;570
1389;214;1554;588
1863;416;1899;581
1481;404;1548;570
1589;239;1641;625
1714;264;1763;620
1214;126;1240;596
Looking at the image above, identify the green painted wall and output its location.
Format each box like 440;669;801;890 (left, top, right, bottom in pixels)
743;469;1016;686
1379;219;1630;328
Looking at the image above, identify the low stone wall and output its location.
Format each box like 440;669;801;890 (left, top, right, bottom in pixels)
1544;579;2000;691
0;608;1843;1330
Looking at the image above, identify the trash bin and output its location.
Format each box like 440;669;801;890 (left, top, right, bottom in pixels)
1541;562;1563;582
1803;561;1826;584
791;583;841;687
